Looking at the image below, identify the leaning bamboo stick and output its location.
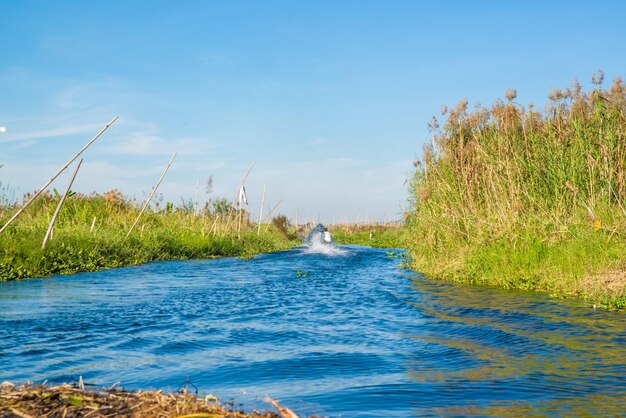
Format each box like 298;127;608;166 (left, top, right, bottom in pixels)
194;179;199;216
222;210;233;237
0;116;118;235
42;159;83;250
125;152;177;239
232;162;256;205
257;182;267;235
237;206;243;239
260;197;284;224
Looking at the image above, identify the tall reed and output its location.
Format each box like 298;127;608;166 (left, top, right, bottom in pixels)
408;73;626;308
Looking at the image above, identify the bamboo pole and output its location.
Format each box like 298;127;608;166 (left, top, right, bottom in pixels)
237;165;255;239
224;162;255;237
222;209;233;237
232;162;256;205
260;197;284;224
0;116;118;235
126;152;177;239
42;159;83;250
90;216;97;233
237;205;243;239
257;182;267;235
194;179;199;216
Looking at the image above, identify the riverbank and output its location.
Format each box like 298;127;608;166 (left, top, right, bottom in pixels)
330;224;407;248
0;191;298;281
0;381;299;417
407;75;626;309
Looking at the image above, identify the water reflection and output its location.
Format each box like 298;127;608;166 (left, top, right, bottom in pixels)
407;276;626;415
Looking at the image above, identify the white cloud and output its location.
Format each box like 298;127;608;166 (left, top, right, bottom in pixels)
53;86;94;110
1;152;411;222
0;123;103;143
102;132;218;156
0;67;411;221
207;157;411;223
106;133;171;155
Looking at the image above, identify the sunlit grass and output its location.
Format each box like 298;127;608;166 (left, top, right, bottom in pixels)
408;72;626;308
0;190;297;281
330;224;407;248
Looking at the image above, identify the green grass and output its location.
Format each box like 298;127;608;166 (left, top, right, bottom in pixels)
0;191;298;281
407;74;626;309
330;224;407;248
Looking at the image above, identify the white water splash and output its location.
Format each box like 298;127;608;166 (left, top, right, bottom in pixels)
302;240;348;256
301;224;348;255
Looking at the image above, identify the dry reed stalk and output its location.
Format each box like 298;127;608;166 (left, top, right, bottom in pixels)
210;214;220;236
264;397;300;418
222;210;233;237
1;382;285;417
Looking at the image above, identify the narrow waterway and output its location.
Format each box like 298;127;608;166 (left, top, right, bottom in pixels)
1;245;625;417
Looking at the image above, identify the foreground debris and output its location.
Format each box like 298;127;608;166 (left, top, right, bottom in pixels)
0;381;300;418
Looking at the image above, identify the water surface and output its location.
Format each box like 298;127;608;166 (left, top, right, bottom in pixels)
1;245;625;416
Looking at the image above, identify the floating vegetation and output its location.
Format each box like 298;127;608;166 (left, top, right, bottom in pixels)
0;381;302;418
386;251;408;259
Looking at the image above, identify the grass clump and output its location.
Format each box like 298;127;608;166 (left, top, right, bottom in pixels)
0;190;298;281
408;72;626;309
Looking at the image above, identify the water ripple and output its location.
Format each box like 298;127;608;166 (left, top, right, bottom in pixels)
1;245;625;416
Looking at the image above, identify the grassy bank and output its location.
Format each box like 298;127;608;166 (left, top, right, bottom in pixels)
408;73;626;309
330;224;407;248
0;191;298;281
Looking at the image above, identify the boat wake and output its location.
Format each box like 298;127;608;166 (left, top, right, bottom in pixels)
301;223;348;255
301;240;348;256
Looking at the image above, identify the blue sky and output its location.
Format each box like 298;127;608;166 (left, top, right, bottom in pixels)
1;1;626;223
